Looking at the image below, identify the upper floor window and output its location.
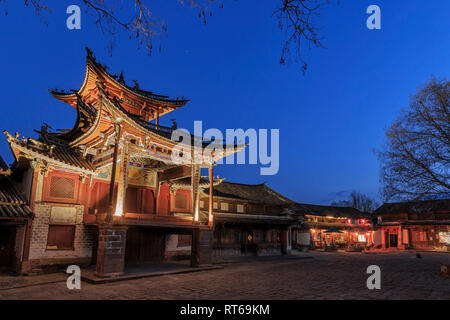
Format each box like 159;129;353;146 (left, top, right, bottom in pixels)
237;204;245;213
220;202;229;211
47;225;75;250
50;176;75;199
44;172;79;203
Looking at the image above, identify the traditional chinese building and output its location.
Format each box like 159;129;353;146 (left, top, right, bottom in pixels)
374;199;450;251
288;203;374;251
166;182;296;260
2;48;243;276
0;157;33;273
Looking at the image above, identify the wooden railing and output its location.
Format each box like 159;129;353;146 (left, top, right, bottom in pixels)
84;211;196;227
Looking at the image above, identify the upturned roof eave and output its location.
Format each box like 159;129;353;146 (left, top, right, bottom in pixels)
3;132;95;174
86;54;189;107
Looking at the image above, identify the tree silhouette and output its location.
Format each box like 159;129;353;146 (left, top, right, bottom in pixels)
378;77;450;201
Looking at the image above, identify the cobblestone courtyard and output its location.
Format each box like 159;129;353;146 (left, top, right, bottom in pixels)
1;252;449;300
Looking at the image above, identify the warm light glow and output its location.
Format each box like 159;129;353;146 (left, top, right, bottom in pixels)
366;232;371;236
361;219;365;224
358;234;367;242
194;207;199;222
347;219;351;224
355;232;359;236
114;200;123;217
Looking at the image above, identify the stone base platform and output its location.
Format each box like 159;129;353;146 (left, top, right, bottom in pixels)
82;262;221;284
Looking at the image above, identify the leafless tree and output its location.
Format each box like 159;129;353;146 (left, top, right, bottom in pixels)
378;77;450;201
331;191;378;213
274;0;332;73
0;0;334;73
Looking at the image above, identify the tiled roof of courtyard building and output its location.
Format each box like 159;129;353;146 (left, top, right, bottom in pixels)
375;199;450;215
0;168;33;219
211;181;294;206
289;203;371;219
3;131;95;173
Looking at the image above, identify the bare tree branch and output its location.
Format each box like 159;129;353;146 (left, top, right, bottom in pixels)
273;0;334;74
331;191;378;213
378;77;450;201
0;0;332;73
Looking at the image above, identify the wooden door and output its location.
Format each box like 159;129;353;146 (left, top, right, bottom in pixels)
125;186;140;213
0;226;16;268
390;234;398;248
125;228;165;264
142;189;155;214
157;185;170;216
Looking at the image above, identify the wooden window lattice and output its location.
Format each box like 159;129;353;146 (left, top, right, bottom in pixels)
49;176;75;199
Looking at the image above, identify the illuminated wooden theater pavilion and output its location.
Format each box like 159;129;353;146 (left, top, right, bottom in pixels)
3;48;243;276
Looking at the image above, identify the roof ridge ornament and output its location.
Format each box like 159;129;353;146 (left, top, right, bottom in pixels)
118;71;125;84
86;47;94;59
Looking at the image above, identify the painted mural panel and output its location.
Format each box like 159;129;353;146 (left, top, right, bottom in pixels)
95;164;156;187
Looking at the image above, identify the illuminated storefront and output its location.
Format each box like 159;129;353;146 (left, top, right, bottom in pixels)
375;199;450;252
289;203;374;251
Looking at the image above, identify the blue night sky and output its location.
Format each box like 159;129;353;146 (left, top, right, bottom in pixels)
0;1;449;205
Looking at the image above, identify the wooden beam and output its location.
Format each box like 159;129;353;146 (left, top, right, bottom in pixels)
106;124;122;224
159;165;191;182
156;108;160;129
192;165;200;222
208;166;213;227
114;141;129;217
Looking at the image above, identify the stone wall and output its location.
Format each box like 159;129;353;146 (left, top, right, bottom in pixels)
95;226;127;277
212;245;282;261
27;202;94;272
212;247;242;260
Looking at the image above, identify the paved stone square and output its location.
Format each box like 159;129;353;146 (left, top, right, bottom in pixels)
0;251;449;300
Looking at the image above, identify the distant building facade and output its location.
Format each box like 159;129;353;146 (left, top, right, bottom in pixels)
374;199;450;252
167;182;295;261
288;203;374;251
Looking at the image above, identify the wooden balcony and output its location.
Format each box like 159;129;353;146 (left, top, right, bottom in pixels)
84;211;211;230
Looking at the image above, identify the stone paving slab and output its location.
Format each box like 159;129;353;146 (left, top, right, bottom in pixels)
213;254;313;265
0;273;66;291
82;264;223;284
0;252;449;300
